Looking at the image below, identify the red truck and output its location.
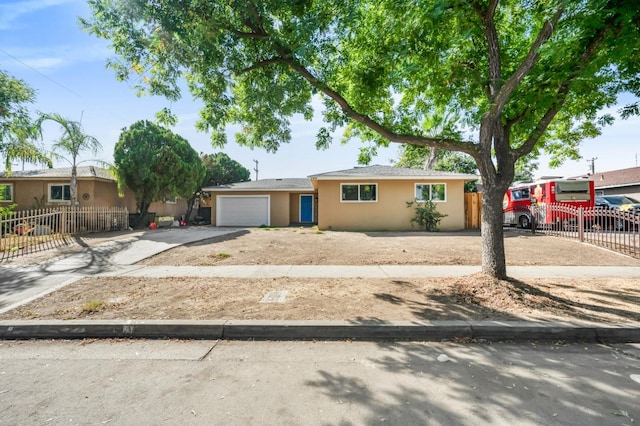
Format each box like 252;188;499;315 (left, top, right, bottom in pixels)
503;177;595;228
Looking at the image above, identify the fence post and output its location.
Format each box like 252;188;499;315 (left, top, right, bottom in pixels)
530;206;536;234
578;207;584;242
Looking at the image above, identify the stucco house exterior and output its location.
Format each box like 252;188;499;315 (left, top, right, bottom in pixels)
204;165;478;231
0;166;189;220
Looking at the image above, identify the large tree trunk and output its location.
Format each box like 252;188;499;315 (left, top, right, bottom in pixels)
480;184;509;279
476;121;515;280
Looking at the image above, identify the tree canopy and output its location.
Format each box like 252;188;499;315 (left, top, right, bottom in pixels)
201;152;251;187
83;0;640;278
0;70;51;172
114;120;205;221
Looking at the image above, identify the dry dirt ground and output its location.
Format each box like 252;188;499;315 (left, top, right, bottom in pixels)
2;228;640;324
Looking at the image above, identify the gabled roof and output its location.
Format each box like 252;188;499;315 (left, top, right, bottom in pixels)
591;166;640;190
203;178;314;192
0;166;116;181
309;165;478;181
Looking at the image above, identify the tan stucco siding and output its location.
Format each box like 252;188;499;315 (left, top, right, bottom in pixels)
316;179;467;231
289;193;317;223
208;191;291;227
1;179;115;209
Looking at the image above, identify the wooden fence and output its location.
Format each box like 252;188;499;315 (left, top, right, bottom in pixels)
464;192;482;229
0;206;129;262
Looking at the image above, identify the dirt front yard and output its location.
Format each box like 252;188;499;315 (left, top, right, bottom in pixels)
2;228;640;323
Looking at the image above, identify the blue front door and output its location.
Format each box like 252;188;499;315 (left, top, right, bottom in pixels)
300;195;313;223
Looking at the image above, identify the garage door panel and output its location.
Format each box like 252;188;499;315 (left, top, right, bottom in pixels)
217;196;270;226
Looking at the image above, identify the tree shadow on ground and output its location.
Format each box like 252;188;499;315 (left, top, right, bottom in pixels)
364;275;640;323
304;341;640;424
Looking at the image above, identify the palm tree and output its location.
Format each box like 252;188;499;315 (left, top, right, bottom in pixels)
38;113;101;206
1;118;52;172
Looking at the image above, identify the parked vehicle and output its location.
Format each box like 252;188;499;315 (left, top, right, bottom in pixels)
503;183;533;228
503;178;595;229
595;195;640;213
594;195;640;230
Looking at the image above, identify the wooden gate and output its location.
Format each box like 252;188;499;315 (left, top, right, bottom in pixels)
464;192;482;229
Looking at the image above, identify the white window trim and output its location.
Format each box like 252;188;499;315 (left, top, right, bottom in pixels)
340;183;378;203
164;196;178;204
415;183;447;203
48;183;71;203
0;183;14;202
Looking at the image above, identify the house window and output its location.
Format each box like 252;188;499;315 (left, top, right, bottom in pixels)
164;196;178;204
341;183;377;202
415;183;446;202
0;184;13;202
49;184;71;202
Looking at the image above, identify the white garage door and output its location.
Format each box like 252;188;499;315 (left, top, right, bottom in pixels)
217;195;270;226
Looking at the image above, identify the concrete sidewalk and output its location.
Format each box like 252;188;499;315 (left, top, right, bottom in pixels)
2;227;640;342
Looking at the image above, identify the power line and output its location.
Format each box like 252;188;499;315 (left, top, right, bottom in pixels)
0;48;83;98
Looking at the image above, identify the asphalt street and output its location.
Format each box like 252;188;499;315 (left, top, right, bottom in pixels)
0;339;639;425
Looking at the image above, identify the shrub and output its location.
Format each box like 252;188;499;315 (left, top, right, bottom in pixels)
406;200;447;231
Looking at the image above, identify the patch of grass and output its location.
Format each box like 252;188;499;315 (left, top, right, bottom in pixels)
315;230;324;234
215;252;231;259
81;301;105;313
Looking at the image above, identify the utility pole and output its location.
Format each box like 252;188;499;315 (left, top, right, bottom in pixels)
587;157;597;175
253;159;259;181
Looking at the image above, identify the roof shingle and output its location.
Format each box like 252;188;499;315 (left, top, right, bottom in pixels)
309;165;478;180
203;178;314;191
591;166;640;189
0;166;115;181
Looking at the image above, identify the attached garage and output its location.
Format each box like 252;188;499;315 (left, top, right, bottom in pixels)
216;195;270;227
203;178;317;227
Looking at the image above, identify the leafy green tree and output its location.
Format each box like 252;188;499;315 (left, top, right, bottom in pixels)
83;0;640;279
0;70;51;172
202;152;251;187
395;146;537;190
38;113;102;206
185;152;250;221
114;120;205;222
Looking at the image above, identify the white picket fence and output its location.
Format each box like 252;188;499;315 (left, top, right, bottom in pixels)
0;206;129;262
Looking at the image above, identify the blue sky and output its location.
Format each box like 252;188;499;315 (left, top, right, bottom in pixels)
2;0;639;180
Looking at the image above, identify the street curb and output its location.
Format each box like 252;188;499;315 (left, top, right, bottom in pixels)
1;320;640;342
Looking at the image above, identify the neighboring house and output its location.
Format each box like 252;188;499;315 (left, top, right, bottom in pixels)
0;166;190;220
204;165;478;231
590;166;640;200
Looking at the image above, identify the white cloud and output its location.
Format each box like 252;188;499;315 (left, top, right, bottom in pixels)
3;42;112;73
0;0;75;30
21;56;64;70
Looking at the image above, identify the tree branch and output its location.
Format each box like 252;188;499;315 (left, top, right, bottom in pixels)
491;9;563;116
471;0;501;99
512;23;612;158
240;57;285;73
234;2;478;155
277;47;476;154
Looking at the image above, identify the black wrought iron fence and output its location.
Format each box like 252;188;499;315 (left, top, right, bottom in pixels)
529;203;640;258
0;206;129;262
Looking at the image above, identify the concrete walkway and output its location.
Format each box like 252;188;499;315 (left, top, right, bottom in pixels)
1;227;640;341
